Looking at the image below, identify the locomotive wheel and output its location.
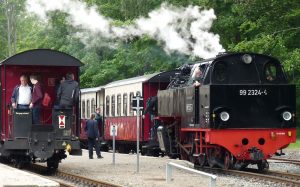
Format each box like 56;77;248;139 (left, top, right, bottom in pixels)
189;154;196;164
197;154;206;167
14;160;24;169
47;160;59;170
223;151;233;170
257;160;269;172
207;149;216;168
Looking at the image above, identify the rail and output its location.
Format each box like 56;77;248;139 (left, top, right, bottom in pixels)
166;162;217;187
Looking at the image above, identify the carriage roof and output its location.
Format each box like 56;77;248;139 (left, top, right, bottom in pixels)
81;86;105;93
104;70;179;89
0;49;83;67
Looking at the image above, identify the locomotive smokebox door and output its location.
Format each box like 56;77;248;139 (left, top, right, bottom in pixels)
52;108;72;138
13;109;32;138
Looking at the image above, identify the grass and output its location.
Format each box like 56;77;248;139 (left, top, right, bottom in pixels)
287;126;300;149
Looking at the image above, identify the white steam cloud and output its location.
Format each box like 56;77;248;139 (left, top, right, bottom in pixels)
26;0;224;58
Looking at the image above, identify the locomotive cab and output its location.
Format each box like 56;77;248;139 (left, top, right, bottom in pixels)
157;53;296;170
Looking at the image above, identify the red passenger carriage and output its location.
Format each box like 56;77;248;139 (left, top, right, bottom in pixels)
0;49;82;169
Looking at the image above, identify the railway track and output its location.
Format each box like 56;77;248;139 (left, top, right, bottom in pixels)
195;166;300;186
268;158;300;166
28;164;121;187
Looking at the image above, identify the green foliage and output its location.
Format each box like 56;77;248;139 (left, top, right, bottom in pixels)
0;0;299;97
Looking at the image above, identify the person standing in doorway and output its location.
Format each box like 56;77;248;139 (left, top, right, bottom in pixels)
142;96;158;140
85;114;103;159
29;74;43;124
11;75;32;109
57;73;79;109
95;108;103;137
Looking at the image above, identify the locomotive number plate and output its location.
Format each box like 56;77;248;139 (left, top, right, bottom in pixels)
239;89;268;96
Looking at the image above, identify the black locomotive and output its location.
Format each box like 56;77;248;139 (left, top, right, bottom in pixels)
157;53;296;170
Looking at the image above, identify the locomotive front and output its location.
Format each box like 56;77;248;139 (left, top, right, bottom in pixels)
157;53;296;170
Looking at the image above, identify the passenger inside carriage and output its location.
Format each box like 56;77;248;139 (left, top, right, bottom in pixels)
53;76;65;109
29;74;43;124
11;75;32;109
57;73;79;109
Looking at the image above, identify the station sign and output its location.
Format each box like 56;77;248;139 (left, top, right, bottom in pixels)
110;124;118;136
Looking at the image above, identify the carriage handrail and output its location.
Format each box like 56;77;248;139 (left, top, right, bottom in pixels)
166;162;217;187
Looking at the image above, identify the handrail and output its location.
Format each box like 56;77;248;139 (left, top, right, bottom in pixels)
166;162;217;187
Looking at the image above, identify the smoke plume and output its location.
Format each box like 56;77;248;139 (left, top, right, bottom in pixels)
26;0;224;58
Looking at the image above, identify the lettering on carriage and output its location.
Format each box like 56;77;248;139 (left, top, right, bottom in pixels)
239;89;268;96
16;112;30;115
275;132;286;136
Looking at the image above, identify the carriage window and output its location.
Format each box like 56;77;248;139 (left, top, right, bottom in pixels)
87;100;90;118
123;94;128;116
111;95;115;116
82;100;86;118
264;62;277;82
129;92;134;116
213;62;227;82
106;96;110;116
117;94;121;116
91;98;95;114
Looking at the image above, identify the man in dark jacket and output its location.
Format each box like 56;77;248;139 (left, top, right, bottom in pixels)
95;108;102;137
142;96;158;140
85;114;103;159
57;73;79;108
29;74;43;124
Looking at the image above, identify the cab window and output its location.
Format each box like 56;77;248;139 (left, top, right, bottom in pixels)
264;62;277;82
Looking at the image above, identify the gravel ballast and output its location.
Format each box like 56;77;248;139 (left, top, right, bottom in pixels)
56;148;300;187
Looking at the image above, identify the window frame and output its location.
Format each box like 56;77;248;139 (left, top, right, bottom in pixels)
106;96;110;116
111;95;115;117
129;92;134;116
81;100;86;119
117;94;121;116
123;93;128;116
91;98;95;114
87;99;90;118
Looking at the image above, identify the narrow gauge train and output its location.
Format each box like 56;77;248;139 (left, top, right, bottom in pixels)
80;71;178;155
157;52;296;170
0;49;82;169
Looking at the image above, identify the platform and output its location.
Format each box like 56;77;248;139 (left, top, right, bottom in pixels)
0;163;59;187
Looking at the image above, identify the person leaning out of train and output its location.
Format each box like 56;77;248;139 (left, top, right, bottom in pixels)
192;67;202;87
85;113;103;159
142;96;159;140
57;73;79;108
29;74;43;124
11;75;32;109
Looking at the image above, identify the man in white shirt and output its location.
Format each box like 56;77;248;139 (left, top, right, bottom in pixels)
11;75;32;109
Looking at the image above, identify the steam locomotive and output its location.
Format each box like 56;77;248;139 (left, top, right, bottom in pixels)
0;49;82;170
79;52;295;170
157;52;296;170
